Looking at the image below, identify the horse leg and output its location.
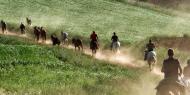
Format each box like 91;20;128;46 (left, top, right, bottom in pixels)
95;49;97;54
81;45;83;51
148;61;152;71
75;46;77;51
91;49;94;56
2;28;4;34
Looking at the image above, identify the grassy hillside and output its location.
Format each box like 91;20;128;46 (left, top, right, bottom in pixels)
1;0;190;95
0;35;141;95
1;0;190;45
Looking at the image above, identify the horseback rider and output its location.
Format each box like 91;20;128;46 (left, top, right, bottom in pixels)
61;31;68;43
144;39;155;60
26;17;32;25
146;39;155;52
111;32;119;49
90;31;98;49
156;49;184;95
1;20;6;33
161;49;182;80
90;31;98;42
20;22;25;34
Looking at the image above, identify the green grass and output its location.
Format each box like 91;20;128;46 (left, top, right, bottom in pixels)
0;35;141;95
1;0;190;46
0;35;35;45
1;0;190;94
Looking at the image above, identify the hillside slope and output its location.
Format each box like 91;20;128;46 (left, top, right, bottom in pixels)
0;35;141;95
1;0;190;44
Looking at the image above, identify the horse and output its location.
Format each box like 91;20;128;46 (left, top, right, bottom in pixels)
156;78;186;95
1;20;6;33
61;32;69;46
51;34;60;46
146;50;156;71
33;26;40;42
72;38;83;51
90;40;98;55
178;76;190;95
26;17;32;26
111;41;120;53
20;23;25;34
40;27;46;43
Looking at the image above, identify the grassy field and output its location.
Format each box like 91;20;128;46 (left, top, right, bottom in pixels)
0;35;142;95
1;0;190;95
1;0;190;45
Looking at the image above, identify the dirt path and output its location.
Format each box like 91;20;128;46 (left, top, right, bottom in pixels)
0;30;164;74
0;31;145;67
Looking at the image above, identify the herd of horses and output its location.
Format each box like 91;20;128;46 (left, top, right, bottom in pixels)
2;18;121;56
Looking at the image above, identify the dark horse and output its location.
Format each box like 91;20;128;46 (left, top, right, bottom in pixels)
90;41;98;55
1;20;6;33
72;38;83;51
51;34;60;46
33;26;40;42
40;27;46;42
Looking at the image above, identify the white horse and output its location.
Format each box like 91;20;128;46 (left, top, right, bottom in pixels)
178;76;190;95
112;41;120;53
156;78;186;95
146;50;156;71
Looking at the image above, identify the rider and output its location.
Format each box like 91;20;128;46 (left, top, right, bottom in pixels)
61;32;68;41
111;32;119;49
161;49;182;80
144;39;155;60
90;31;98;49
156;49;184;95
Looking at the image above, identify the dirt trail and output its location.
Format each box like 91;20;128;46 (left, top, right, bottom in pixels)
0;31;163;73
1;31;145;67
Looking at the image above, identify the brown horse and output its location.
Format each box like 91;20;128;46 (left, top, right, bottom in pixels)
1;20;6;33
40;27;46;42
90;40;98;55
51;34;60;46
20;23;25;34
72;38;83;51
33;26;40;42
